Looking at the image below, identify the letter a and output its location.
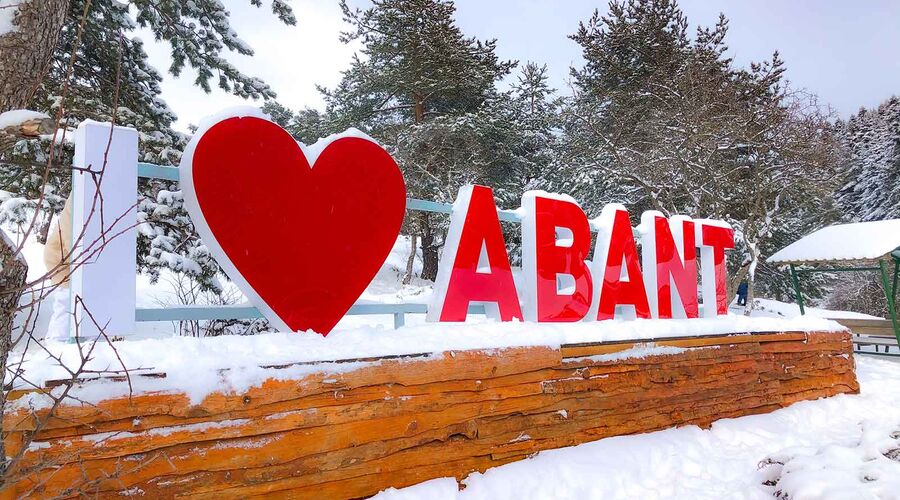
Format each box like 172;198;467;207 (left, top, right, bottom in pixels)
428;185;522;322
588;204;650;320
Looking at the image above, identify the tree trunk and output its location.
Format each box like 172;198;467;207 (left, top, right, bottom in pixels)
420;216;440;282
402;233;417;285
0;0;68;112
421;244;439;282
412;95;424;125
0;0;64;477
0;228;28;476
743;244;760;316
744;278;756;316
409;93;434;279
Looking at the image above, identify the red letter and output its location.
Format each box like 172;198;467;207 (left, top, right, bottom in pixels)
521;192;593;322
695;220;735;317
589;205;650;320
428;185;522;322
640;213;699;319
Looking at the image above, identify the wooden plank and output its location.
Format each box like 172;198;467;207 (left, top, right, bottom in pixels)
21;346;776;442
850;328;897;338
4;346;562;433
148;372;854;499
830;318;890;328
2;331;858;499
22;351;798;469
832;318;897;338
854;331;897;339
853;337;899;347
559;331;809;358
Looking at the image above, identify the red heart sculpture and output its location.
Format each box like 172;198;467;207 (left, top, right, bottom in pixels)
182;115;406;335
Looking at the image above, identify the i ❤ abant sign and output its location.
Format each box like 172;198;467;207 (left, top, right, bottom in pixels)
181;111;734;335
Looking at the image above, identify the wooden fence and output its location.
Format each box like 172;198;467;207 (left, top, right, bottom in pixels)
831;318;900;354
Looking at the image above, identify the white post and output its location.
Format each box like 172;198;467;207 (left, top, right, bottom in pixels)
69;121;138;340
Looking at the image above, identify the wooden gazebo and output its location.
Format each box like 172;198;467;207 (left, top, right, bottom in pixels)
768;219;900;353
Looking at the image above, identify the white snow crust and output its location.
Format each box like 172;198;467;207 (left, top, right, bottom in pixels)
0;109;48;129
755;298;881;320
768;219;900;264
9;313;842;406
301;127;378;165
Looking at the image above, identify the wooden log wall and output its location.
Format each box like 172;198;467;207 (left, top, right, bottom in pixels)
2;330;858;499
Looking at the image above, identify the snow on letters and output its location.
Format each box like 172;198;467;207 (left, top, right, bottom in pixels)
429;185;735;323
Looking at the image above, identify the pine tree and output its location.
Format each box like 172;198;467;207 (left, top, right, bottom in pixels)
261;101;330;146
509;62;561;191
561;0;842;311
836;96;900;222
323;0;515;280
271;59;563;275
1;0;296;305
827;96;900;317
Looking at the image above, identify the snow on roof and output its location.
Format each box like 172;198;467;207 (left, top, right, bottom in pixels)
768;219;900;264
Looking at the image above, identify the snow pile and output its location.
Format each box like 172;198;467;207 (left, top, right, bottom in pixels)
753;298;881;320
768;219;900;264
0;109;48;129
300;127;378;164
9;333;379;406
9;313;843;405
759;422;900;499
374;356;900;499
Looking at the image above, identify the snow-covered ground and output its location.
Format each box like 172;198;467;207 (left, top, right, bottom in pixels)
375;355;900;500
752;298;881;320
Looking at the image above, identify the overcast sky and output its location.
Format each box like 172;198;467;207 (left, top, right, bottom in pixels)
140;0;900;132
